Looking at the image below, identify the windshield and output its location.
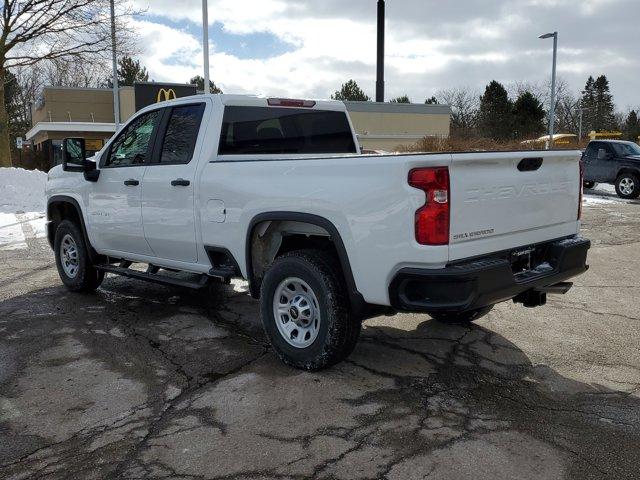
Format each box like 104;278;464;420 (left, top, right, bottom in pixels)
611;142;640;157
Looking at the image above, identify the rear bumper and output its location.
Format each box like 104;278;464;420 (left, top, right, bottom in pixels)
389;236;590;313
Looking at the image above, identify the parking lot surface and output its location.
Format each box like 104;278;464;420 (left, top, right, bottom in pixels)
1;188;640;479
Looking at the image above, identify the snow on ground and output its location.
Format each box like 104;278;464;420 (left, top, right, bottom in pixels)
583;183;637;206
0;167;47;250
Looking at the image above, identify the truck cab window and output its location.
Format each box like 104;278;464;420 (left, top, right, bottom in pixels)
106;110;159;167
219;106;357;155
159;104;205;164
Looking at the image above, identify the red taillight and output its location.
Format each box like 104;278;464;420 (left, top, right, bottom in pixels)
409;167;450;245
267;98;316;108
578;160;584;220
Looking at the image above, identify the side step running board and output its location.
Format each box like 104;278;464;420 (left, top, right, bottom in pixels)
96;264;211;290
208;266;236;283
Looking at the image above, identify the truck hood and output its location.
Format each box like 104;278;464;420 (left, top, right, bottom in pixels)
623;155;640;161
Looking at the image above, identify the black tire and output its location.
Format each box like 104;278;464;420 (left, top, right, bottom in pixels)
583;180;596;189
429;305;494;324
54;220;104;292
615;173;640;199
260;249;360;371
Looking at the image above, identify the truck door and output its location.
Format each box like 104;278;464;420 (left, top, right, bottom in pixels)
87;109;161;256
141;102;206;263
592;142;616;182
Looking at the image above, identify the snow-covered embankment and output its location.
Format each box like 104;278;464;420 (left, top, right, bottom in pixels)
0;167;48;250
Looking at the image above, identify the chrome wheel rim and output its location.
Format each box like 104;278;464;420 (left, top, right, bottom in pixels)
273;277;320;349
619;177;634;196
60;234;79;278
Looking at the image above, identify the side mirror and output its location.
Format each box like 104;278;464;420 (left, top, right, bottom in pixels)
62;137;100;182
62;138;86;172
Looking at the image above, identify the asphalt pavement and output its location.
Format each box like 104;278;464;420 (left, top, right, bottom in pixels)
1;191;639;479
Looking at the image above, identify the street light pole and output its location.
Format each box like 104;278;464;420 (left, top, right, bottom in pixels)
539;31;558;149
110;0;120;130
376;0;385;102
202;0;210;93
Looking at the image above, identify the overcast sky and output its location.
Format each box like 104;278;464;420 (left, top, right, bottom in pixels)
129;0;639;110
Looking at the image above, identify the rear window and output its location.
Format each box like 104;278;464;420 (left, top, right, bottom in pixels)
219;106;357;155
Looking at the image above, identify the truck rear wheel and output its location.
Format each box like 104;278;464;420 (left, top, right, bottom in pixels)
54;220;104;292
260;249;360;370
429;305;494;324
615;173;640;199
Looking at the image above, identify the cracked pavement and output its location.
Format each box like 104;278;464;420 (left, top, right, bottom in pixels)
1;197;640;479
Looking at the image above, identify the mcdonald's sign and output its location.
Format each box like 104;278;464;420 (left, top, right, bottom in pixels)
134;82;197;112
156;88;177;103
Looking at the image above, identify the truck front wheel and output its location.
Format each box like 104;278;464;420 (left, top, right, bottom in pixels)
54;220;104;292
260;249;360;370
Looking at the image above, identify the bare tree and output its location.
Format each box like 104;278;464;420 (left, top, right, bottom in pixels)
10;65;43;126
509;77;579;134
436;87;480;138
43;57;110;88
0;0;138;166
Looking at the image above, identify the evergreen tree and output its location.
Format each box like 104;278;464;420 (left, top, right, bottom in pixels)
581;75;616;132
117;56;149;86
391;95;411;103
624;110;640;142
580;76;596;132
4;70;29;158
190;75;222;94
425;96;438;105
512;91;545;139
331;80;370;101
478;80;513;140
593;75;616;131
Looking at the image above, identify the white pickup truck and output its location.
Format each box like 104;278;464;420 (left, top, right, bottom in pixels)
46;94;590;370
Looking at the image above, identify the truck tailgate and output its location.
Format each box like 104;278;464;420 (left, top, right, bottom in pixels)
448;150;582;261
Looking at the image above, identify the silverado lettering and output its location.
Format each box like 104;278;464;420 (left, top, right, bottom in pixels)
464;181;572;203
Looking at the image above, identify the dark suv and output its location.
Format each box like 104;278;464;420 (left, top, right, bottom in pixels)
582;140;640;199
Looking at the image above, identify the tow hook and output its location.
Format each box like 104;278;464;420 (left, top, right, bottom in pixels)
513;282;573;308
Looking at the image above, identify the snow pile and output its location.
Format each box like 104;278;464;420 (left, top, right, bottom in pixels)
0;167;48;250
583;184;628;205
0;167;47;213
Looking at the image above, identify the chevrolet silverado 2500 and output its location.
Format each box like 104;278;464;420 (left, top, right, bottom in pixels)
45;94;590;370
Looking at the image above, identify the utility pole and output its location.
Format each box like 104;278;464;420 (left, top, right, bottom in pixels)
578;106;583;144
539;31;558;149
110;0;120;130
202;0;210;93
375;0;385;102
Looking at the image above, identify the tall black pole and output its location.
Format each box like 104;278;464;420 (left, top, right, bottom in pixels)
376;0;385;102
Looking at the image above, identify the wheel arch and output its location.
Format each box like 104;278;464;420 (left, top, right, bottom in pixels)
617;167;640;179
47;195;99;263
245;212;366;314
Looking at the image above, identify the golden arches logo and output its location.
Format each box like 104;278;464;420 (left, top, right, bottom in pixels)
156;88;177;103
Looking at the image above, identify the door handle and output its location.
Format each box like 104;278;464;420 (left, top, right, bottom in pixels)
171;178;190;187
124;179;139;186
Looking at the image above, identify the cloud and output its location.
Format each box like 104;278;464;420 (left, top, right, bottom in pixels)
129;0;639;108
